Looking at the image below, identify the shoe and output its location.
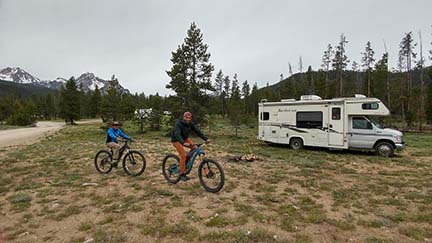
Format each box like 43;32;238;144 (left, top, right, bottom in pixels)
180;174;190;181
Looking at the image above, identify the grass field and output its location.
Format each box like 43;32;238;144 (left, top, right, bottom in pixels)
0;120;431;243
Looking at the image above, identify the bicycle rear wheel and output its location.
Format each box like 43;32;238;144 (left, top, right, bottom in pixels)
198;159;224;193
162;154;181;184
94;150;113;174
122;150;146;176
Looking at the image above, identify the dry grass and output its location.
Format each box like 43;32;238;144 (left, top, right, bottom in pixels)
0;119;431;242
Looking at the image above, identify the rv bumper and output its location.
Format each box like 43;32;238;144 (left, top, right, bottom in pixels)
395;142;405;151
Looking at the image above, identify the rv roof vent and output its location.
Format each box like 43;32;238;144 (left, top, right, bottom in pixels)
354;94;366;98
281;99;296;102
260;99;268;103
300;95;322;101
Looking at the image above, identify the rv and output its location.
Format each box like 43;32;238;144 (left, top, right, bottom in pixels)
258;95;405;157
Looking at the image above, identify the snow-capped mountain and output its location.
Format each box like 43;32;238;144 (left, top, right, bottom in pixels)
0;67;41;84
0;67;129;94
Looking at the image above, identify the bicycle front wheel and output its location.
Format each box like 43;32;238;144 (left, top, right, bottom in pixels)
122;150;146;176
198;159;225;193
94;150;113;174
162;154;181;184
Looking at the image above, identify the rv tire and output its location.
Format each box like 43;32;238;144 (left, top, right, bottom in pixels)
290;137;303;150
375;141;394;157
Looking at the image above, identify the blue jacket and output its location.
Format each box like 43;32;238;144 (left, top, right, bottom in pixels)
106;128;130;143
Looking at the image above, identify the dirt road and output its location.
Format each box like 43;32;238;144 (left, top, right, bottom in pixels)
0;120;100;148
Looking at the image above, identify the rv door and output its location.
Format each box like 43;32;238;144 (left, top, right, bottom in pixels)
328;104;344;146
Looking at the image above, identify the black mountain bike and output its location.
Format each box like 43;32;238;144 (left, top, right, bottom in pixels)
94;140;146;176
162;143;224;193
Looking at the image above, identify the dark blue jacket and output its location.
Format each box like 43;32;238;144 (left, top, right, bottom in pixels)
106;128;130;143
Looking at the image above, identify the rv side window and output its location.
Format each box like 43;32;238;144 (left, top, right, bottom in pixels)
296;112;322;129
332;108;341;120
352;117;372;129
261;112;270;121
362;103;379;110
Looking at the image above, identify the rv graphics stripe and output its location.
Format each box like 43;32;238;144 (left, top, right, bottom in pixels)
263;122;309;133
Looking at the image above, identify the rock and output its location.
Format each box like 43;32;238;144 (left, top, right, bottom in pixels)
83;238;94;243
82;183;98;187
51;203;60;208
18;232;29;237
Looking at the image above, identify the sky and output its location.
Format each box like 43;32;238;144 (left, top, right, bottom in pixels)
0;0;431;95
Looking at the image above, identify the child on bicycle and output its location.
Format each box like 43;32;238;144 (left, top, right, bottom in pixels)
106;121;131;167
171;112;210;181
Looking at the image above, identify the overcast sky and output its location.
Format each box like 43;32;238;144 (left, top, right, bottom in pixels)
1;0;431;95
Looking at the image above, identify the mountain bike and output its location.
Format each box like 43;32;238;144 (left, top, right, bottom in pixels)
94;140;146;176
162;142;224;193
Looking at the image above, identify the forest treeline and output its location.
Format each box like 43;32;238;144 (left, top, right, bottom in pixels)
1;23;432;132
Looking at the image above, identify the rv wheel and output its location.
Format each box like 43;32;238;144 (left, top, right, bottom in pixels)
375;142;394;157
290;138;303;150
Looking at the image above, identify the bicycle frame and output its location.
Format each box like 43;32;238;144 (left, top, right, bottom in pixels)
112;141;130;160
185;144;205;173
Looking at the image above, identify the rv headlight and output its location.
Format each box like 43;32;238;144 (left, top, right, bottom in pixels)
393;135;402;143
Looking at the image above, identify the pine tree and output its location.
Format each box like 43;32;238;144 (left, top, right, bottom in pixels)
373;53;388;103
231;73;239;96
332;34;350;96
100;76;121;123
222;75;231;116
228;83;243;137
321;44;333;96
288;62;293;77
399;32;417;126
361;41;375;97
426;69;432;124
60;77;80;124
89;85;102;118
249;83;260;116
417;31;426;131
166;22;214;122
306;66;314;94
241;80;250;115
148;93;164;130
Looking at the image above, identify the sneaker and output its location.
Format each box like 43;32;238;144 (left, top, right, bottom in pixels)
180;174;190;181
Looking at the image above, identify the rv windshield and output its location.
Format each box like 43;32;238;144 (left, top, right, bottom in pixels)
367;116;384;129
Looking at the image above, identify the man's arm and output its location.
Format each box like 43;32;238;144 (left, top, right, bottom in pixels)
118;129;130;140
191;122;208;141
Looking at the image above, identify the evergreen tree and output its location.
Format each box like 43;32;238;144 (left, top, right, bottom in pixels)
222;75;231;116
306;66;314;94
361;41;375;97
166;22;214;122
241;80;250;115
399;32;417;125
332;34;350;96
426;69;432;124
148;93;164;130
321;44;333;96
288;62;293;77
44;93;56;119
228;83;243;137
100;76;121;123
231;73;239;95
214;70;224;114
89;85;102;118
119;93;136;121
60;77;80;124
373;53;389;104
249;83;260;116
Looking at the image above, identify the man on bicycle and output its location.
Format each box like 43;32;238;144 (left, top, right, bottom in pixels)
171;111;210;181
106;121;131;167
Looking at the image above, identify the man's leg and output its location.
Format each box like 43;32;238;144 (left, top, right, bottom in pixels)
106;142;121;166
173;142;187;174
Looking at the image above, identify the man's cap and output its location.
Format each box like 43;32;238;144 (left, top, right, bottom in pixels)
112;121;120;126
183;111;192;118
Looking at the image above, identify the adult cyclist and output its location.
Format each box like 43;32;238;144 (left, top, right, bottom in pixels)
106;121;131;168
171;112;210;181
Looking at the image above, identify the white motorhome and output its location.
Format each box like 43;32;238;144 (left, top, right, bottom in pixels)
258;95;405;156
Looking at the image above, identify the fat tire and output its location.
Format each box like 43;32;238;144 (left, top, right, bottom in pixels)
198;159;225;193
162;154;181;184
122;150;146;176
94;150;113;174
